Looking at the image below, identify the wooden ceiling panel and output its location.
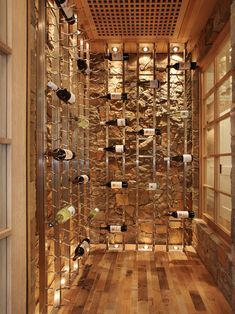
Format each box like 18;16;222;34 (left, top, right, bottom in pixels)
74;0;218;52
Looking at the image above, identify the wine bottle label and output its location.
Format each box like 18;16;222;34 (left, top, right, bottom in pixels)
111;52;123;61
183;154;192;162
150;80;160;88
81;175;89;183
47;81;58;91
110;93;122;100
111;181;122;189
115;145;124;153
110;225;121;232
64;149;74;160
176;211;189;218
68;92;76;104
143;128;155;136
179;62;190;70
117;118;126;126
67;206;75;216
148;182;159;190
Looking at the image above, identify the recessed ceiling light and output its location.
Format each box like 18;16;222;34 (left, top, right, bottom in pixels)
142;46;149;52
172;46;179;53
112;46;119;53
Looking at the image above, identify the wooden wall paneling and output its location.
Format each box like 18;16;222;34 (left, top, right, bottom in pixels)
11;0;27;312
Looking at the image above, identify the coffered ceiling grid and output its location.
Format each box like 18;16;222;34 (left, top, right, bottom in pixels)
86;0;183;38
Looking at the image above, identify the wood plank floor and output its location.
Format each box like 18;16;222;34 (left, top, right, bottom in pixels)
58;246;232;314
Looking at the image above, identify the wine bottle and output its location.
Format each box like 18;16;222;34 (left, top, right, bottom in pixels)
77;57;90;74
72;238;90;261
72;174;90;184
47;81;75;104
48;205;75;227
98;145;125;153
137;128;161;136
105;181;128;189
54;0;76;25
47;148;76;161
164;154;193;163
138;79;161;89
99;93;128;100
167;62;197;70
100;118;127;126
87;208;100;222
166;211;195;219
105;53;129;61
100;224;127;233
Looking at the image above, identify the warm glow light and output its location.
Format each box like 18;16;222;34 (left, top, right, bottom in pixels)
112;47;119;53
144;244;149;250
172;46;179;53
61;278;66;285
173;246;178;250
114;244;119;248
54;290;60;303
142;46;149;52
74;262;78;270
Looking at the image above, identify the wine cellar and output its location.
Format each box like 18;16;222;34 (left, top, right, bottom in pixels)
0;0;235;313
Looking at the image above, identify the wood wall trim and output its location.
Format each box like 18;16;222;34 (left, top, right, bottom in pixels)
203;185;232;198
11;0;27;313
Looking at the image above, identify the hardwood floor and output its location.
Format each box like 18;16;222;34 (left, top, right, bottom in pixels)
58;246;232;314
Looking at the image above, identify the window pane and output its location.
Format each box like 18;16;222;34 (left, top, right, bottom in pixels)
219;156;231;194
205;158;214;187
204;94;214;124
205;126;214;155
0;238;7;314
216;40;231;80
0;55;7;138
204;188;215;219
0;0;7;43
219;118;231;154
204;63;214;94
217;76;232;117
217;194;231;232
0;146;7;229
